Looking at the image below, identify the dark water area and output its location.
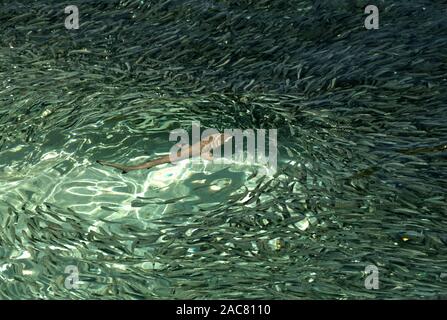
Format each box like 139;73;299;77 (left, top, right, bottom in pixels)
0;0;446;299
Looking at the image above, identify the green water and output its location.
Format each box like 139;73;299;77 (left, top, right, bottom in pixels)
1;0;447;299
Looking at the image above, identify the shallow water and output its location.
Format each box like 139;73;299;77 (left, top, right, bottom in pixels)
1;0;447;299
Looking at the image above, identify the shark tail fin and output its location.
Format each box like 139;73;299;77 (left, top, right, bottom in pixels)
96;160;131;174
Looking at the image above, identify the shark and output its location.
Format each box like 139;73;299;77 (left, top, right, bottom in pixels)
96;133;233;174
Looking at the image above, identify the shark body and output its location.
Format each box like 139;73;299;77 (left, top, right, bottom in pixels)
96;133;232;174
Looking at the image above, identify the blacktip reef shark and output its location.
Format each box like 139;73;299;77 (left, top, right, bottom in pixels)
96;133;233;174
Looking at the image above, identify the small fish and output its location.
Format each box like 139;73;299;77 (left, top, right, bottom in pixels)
96;133;233;174
399;143;447;155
